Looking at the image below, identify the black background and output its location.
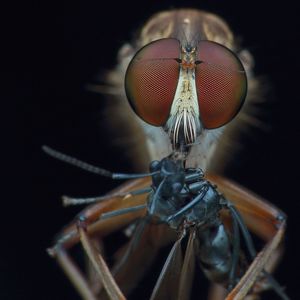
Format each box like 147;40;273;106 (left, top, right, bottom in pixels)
6;0;300;299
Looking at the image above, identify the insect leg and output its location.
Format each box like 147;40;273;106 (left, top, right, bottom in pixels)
225;213;287;300
207;174;288;299
48;178;150;299
51;178;150;251
77;217;126;300
225;203;256;258
225;202;288;300
50;245;98;300
63;187;152;206
100;204;147;220
166;185;209;222
228;211;240;291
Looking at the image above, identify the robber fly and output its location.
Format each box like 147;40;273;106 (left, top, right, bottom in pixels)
44;8;288;300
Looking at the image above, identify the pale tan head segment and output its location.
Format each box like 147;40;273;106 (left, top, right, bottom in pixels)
139;9;234;50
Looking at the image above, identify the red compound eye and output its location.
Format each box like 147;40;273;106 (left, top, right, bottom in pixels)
195;40;247;129
125;38;180;126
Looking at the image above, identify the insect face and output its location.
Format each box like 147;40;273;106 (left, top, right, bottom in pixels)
125;38;247;149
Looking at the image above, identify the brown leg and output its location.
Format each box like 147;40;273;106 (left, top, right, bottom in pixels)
48;178;150;299
85;238;105;296
206;173;287;300
207;173;286;240
50;246;97;300
226;219;285;299
77;218;126;300
52;178;150;251
49;177;178;299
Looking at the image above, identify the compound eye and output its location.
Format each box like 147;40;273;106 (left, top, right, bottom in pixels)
125;38;180;126
195;40;247;129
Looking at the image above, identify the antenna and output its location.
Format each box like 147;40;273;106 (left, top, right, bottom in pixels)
42;145;159;180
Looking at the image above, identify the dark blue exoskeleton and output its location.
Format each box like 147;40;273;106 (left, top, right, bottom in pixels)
147;157;236;286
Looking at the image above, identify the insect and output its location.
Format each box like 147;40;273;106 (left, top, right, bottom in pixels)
45;8;288;300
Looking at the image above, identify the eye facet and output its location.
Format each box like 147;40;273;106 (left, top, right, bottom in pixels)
125;38;180;126
195;40;247;129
